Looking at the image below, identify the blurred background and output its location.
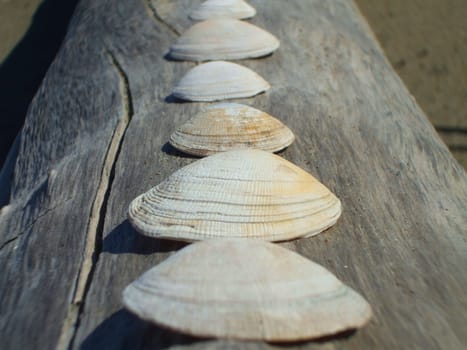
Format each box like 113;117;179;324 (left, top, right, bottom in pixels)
0;0;466;169
355;0;467;168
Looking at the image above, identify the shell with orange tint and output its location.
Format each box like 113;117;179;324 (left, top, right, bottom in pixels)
123;239;372;341
169;103;295;156
128;149;341;242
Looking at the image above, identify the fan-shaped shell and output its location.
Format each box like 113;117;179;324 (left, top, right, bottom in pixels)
172;61;270;102
123;239;372;341
169;19;279;61
128;149;342;241
169;103;295;156
189;0;256;20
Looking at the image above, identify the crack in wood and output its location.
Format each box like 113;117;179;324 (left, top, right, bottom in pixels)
0;196;74;251
143;0;181;36
0;235;19;251
56;50;134;350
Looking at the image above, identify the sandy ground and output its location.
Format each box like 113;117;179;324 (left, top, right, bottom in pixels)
354;0;467;167
0;0;466;168
0;0;43;62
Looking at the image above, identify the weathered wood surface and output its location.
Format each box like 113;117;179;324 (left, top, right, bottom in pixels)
0;0;466;349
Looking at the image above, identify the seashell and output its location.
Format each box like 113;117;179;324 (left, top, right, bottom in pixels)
128;149;341;241
169;19;279;61
169;103;295;156
123;239;373;341
189;0;256;21
172;61;270;102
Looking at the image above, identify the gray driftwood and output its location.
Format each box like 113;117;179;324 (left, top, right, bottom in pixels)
0;0;466;349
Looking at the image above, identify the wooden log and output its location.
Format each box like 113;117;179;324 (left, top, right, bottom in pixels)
0;0;466;349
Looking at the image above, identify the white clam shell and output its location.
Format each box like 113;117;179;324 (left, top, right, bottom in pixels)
170;19;279;61
172;61;270;102
189;0;256;20
169;103;295;156
123;239;373;341
128;149;342;241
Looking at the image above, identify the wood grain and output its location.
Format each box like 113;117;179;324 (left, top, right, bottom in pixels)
0;0;466;349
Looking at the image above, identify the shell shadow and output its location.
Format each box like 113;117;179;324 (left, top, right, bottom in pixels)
268;329;357;347
164;94;191;104
79;310;358;349
161;142;198;159
274;147;289;157
163;52;182;62
79;309;206;350
103;220;188;255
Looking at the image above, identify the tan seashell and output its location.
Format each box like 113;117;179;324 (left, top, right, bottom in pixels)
172;61;270;102
189;0;256;20
123;239;372;341
128;149;341;241
169;19;279;61
169;103;295;156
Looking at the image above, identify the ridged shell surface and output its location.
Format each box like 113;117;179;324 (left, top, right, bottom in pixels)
169;19;279;61
190;0;256;20
128;149;342;241
172;61;270;102
169;103;295;156
123;239;372;341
